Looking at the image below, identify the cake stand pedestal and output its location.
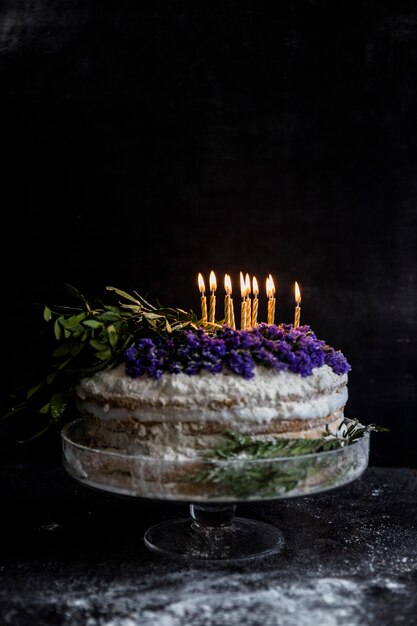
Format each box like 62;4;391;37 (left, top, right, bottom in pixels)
61;419;370;562
144;503;285;561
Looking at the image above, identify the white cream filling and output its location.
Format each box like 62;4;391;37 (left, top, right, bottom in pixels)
76;364;348;423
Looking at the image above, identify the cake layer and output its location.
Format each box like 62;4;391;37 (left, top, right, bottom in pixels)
76;364;348;424
81;411;345;459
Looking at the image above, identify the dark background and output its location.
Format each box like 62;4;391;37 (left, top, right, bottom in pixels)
0;0;416;467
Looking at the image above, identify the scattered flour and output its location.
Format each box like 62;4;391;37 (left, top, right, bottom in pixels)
5;572;410;626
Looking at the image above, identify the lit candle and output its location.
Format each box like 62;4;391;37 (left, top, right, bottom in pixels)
251;276;259;327
240;271;247;329
224;274;231;326
267;274;276;325
229;277;236;330
198;273;207;323
209;271;217;324
245;273;251;330
230;297;236;329
294;281;301;329
266;276;271;324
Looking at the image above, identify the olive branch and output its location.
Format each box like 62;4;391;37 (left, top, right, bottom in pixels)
3;284;201;440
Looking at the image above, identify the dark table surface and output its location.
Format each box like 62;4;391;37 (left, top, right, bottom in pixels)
0;463;416;626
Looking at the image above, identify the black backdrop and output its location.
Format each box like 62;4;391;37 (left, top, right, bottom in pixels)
1;1;416;467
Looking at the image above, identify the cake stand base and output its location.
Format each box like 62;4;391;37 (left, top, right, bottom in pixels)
144;504;285;562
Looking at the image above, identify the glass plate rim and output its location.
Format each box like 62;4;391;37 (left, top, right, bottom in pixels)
61;417;369;466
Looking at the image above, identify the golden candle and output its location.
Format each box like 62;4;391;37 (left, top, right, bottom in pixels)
198;273;207;323
245;273;251;329
270;275;276;326
224;274;232;326
266;277;272;324
266;274;276;325
251;276;259;327
240;271;247;329
229;276;236;329
209;271;217;323
294;281;301;329
230;296;236;329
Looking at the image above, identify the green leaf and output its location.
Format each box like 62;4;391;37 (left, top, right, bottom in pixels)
63;283;88;305
57;357;73;370
50;393;66;419
39;402;50;414
98;311;122;322
54;318;62;340
83;319;102;329
70;343;83;357
103;305;125;314
143;311;165;320
52;341;73;358
119;304;143;314
53;344;72;357
60;313;87;328
43;306;52;322
89;339;109;352
107;325;118;348
95;349;112;361
27;383;43;398
106;286;141;305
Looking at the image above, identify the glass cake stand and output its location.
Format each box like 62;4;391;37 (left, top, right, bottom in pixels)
61;419;370;562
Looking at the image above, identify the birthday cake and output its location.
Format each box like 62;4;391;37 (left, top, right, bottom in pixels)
75;323;350;461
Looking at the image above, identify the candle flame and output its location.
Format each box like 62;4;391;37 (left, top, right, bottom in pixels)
245;273;251;296
295;281;301;304
224;274;232;295
209;270;217;292
253;276;259;296
240;272;246;299
266;276;271;298
198;273;205;294
269;274;275;296
266;274;275;298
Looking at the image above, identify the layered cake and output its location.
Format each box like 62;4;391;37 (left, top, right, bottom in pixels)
7;282;371;501
75;323;350;461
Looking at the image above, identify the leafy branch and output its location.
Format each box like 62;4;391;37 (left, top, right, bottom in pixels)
205;420;387;461
205;430;342;460
182;421;388;498
3;284;201;440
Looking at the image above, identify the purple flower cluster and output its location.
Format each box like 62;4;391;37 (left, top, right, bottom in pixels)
124;323;351;380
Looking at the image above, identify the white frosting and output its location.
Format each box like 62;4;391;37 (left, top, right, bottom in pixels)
76;364;348;424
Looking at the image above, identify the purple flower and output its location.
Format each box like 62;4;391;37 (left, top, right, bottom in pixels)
123;323;351;380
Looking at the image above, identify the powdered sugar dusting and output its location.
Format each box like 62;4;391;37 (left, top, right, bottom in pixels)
3;572;412;626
